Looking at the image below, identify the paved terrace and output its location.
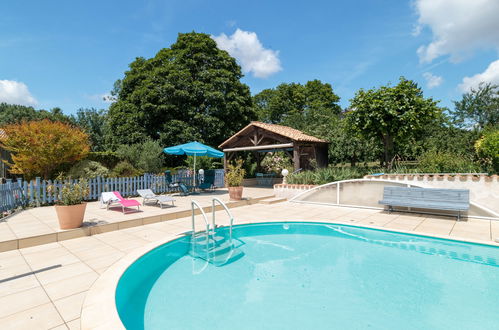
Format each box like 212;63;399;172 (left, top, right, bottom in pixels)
0;190;498;329
0;187;274;252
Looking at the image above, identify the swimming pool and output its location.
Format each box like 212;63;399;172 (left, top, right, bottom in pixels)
115;222;499;329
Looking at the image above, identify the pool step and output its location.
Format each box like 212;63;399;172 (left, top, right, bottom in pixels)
259;197;287;205
190;232;244;266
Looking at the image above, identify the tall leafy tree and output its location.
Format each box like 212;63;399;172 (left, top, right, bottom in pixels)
327;116;381;166
253;80;377;165
0;103;72;126
348;77;442;167
452;82;499;130
72;108;108;151
106;32;255;149
254;80;341;131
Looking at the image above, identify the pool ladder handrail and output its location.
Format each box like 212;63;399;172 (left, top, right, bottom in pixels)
191;200;212;261
190;198;235;263
211;197;234;243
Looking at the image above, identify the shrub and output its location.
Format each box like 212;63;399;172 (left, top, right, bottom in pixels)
184;155;221;170
225;159;246;187
115;139;164;173
86;151;120;168
0;119;90;179
110;161;143;177
67;160;109;179
260;151;293;174
287;166;367;185
47;176;89;206
475;130;499;173
417;150;481;173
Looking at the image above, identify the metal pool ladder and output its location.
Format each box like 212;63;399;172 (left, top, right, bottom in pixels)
190;198;241;266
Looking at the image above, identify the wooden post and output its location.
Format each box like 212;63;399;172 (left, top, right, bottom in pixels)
293;143;300;171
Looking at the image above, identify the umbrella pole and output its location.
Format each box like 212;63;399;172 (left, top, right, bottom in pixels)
193;154;196;192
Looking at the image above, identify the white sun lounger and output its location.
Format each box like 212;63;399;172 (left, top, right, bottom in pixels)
137;189;175;209
99;191;120;209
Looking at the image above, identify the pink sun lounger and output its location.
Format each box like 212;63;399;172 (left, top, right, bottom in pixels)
100;191;140;214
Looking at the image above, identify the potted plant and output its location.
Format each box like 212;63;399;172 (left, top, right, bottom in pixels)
226;159;246;200
48;177;89;229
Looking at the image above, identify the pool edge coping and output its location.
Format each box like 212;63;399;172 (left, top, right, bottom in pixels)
80;219;499;330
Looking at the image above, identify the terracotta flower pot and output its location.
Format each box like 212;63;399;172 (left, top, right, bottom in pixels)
55;203;87;229
228;186;243;200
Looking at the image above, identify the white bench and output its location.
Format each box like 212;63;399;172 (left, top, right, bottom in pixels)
379;186;470;221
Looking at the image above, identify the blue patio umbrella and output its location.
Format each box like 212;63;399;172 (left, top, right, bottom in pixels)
163;141;224;188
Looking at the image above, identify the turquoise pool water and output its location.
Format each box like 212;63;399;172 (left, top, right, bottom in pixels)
116;222;499;330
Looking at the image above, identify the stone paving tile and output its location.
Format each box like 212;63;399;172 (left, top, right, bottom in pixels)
128;228;177;242
82;251;126;271
0;302;64;330
491;221;499;241
0;223;16;241
107;238;150;253
359;213;398;227
0;272;40;298
383;215;425;231
413;217;456;236
21;247;81;270
43;272;99;301
34;262;95;286
67;318;80;330
53;292;87;323
0;286;50;318
450;219;491;241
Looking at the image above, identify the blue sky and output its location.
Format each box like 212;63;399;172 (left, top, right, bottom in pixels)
1;0;499;114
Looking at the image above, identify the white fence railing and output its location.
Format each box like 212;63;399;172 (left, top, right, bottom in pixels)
0;170;225;212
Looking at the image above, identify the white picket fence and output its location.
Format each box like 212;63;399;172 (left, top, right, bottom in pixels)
0;170;224;212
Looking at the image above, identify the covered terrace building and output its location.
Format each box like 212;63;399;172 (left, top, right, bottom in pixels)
219;122;329;172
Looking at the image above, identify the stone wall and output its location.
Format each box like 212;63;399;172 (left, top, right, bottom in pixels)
273;184;317;199
243;177;283;187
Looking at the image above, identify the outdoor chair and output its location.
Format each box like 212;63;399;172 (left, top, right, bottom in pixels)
137;189;175;208
100;191;140;214
198;170;216;191
165;170;174;192
99;191;120;209
177;183;191;196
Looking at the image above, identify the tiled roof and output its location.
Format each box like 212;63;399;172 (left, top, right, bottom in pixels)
0;129;6;140
219;121;327;148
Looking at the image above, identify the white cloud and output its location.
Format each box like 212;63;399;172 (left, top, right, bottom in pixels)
86;93;114;103
0;80;37;106
459;59;499;92
422;72;443;89
212;29;282;78
414;0;499;63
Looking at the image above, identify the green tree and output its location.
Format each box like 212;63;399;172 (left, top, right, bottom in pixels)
106;32;255;149
475;129;499;173
347;77;442;167
254;80;341;130
0;103;72;126
452;83;499;130
72;108;108;151
327;117;381;166
115;139;164;174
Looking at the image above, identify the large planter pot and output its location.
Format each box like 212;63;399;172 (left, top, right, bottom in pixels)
228;186;243;200
55;203;87;229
